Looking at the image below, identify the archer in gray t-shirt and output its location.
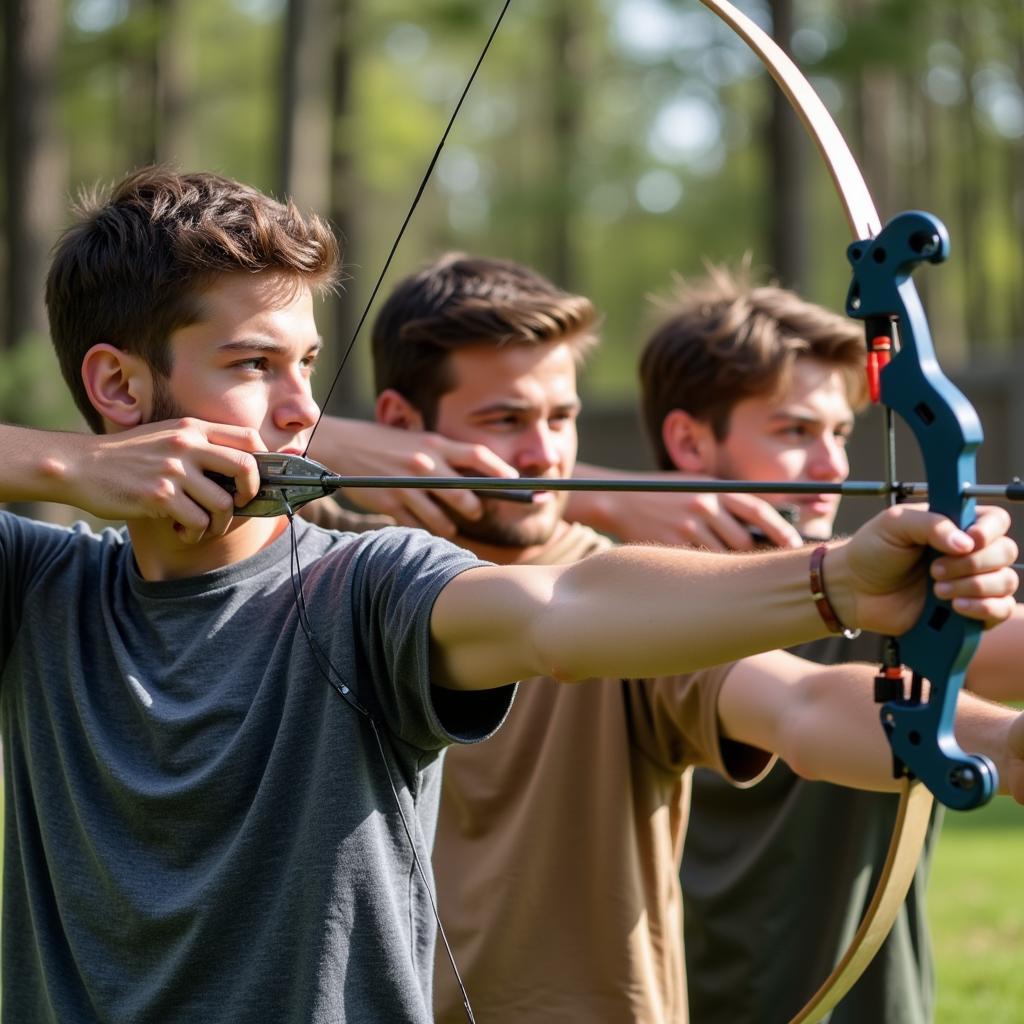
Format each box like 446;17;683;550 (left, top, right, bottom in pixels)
0;512;514;1023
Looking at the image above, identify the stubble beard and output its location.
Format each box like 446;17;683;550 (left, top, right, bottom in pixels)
148;372;189;424
448;491;569;549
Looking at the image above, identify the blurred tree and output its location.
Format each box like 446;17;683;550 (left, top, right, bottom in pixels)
279;0;332;210
544;0;590;289
155;0;192;166
326;0;360;412
2;0;64;351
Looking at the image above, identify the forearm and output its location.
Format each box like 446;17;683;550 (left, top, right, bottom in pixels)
0;423;87;506
305;416;388;477
966;603;1024;701
530;544;833;680
719;651;1018;793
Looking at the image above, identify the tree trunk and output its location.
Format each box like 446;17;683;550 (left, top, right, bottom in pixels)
155;0;193;167
278;0;332;210
546;0;588;289
326;0;360;415
954;8;987;357
2;0;64;350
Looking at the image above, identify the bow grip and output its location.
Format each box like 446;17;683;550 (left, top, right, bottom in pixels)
846;211;997;809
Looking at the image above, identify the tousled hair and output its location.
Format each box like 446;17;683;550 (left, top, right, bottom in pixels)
372;253;599;426
45;165;340;432
639;262;867;469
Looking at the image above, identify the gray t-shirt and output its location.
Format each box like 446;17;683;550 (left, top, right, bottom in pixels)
682;632;939;1024
0;512;515;1023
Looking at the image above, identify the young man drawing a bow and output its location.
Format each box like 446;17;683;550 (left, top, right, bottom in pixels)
1;170;1021;1023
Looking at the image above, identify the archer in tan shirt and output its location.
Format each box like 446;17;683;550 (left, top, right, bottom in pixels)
433;522;768;1023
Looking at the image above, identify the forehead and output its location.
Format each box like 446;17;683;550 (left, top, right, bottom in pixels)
170;271;319;357
194;271;314;325
733;357;855;423
443;340;580;406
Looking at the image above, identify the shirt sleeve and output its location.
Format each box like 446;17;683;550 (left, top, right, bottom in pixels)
349;526;516;752
625;664;775;785
0;512;75;670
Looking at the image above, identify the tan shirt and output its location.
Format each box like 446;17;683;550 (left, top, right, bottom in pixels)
433;524;773;1024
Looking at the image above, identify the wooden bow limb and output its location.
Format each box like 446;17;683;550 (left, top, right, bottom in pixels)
788;779;932;1024
694;3;933;1022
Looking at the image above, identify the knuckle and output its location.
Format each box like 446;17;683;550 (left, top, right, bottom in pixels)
150;479;177;503
408;452;435;473
166;429;194;453
159;456;186;479
174;416;199;434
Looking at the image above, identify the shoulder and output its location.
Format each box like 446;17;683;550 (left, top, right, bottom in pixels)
0;509;127;562
293;521;486;597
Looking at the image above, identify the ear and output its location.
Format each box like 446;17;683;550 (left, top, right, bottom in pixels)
661;408;718;473
375;388;426;431
80;344;154;432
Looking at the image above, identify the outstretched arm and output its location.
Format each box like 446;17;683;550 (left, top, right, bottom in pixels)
430;504;1017;691
718;648;1024;799
0;420;264;543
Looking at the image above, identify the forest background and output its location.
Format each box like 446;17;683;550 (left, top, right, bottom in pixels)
6;0;1024;525
2;2;1024;1019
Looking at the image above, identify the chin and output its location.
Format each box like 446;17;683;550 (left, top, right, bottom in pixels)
459;507;561;549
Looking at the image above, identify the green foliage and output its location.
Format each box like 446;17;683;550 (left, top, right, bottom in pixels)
0;338;83;430
7;0;1024;413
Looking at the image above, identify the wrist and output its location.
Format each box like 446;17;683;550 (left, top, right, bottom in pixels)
23;429;81;506
810;542;861;637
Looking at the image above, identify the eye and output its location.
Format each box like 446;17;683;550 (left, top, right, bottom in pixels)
484;414;521;430
233;357;268;372
778;422;810;440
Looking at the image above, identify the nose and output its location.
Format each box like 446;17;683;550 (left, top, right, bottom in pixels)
514;420;561;475
807;434;849;482
273;373;321;436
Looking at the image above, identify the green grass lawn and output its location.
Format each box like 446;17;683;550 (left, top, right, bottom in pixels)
930;797;1024;1024
0;789;1017;1018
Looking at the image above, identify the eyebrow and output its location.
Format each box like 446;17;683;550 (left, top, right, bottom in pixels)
769;410;855;430
471;398;582;416
217;336;324;356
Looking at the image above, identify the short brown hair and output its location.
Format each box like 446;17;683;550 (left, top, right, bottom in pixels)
45;165;340;432
372;253;599;426
639;263;867;469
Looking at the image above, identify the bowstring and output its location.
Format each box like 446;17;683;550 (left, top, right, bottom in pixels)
302;0;514;457
287;6;513;1021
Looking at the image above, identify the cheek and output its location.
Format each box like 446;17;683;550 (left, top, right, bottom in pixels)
557;429;578;465
204;384;269;427
773;450;810;481
720;439;790;481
